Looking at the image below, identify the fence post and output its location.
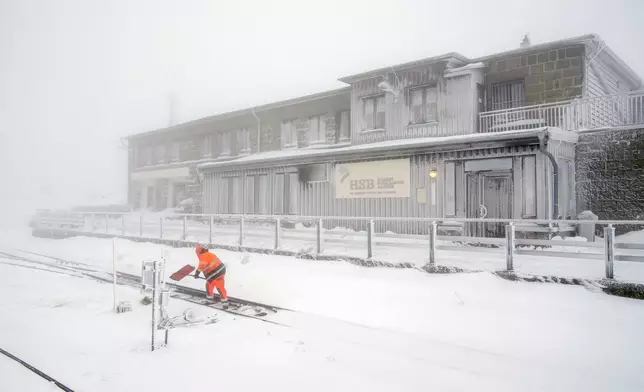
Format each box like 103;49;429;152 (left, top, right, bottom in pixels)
274;217;281;250
182;215;187;240
139;215;143;237
367;219;374;259
604;224;615;279
316;219;323;254
239;216;244;247
209;216;213;244
159;218;164;239
505;223;515;271
428;221;437;265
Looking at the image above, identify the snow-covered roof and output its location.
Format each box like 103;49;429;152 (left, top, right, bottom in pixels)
338;53;468;84
126;87;351;140
198;128;553;171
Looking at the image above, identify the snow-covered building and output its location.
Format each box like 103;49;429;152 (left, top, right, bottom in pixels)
126;33;643;236
125;88;351;212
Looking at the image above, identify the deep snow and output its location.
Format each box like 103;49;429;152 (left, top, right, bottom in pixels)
1;231;644;391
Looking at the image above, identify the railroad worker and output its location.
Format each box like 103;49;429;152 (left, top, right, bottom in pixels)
193;245;229;308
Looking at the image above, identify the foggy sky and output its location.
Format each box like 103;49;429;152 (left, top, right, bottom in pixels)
1;0;643;215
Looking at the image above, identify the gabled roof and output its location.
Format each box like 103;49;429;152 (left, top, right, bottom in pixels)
338;52;469;84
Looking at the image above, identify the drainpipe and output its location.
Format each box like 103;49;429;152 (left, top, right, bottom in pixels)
538;131;559;219
251;107;261;152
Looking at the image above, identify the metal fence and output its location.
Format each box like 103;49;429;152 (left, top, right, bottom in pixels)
479;90;644;133
31;212;644;281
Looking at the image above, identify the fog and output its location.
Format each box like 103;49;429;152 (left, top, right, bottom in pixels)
1;0;643;222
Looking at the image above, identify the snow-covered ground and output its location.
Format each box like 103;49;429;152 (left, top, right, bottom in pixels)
1;228;644;391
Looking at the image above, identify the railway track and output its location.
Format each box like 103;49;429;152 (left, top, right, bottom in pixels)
0;249;291;324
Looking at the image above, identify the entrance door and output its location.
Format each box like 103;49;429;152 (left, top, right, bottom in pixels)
466;171;513;237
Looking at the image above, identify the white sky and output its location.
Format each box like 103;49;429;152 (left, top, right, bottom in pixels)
1;0;643;213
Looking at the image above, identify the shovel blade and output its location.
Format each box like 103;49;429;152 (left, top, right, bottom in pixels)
170;264;195;281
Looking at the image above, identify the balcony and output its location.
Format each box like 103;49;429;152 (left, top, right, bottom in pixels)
479;91;644;133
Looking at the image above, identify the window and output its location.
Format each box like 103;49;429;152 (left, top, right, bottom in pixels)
237;128;251;154
273;173;285;213
339;110;350;141
245;175;255;213
201;135;212;158
272;172;298;214
170;142;180;162
444;161;456;216
363;95;385;130
245;174;270;214
219;132;231;157
231;177;242;213
289;173;298;214
299;164;327;182
258;175;269;214
489;80;525;111
153;145;165;163
308;115;326;144
140;146;152;166
281;120;298;148
522;155;537;218
219;177;229;213
409;86;438;125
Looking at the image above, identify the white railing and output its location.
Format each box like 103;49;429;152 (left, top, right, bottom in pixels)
479;91;644;133
573;90;644;130
479;101;575;133
31;212;644;281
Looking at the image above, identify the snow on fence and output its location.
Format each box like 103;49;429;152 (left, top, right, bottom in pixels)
31;212;644;281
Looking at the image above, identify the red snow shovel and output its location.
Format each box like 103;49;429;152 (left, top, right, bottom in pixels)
169;264;196;281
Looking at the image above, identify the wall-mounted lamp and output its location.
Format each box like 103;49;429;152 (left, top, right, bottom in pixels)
429;169;438;179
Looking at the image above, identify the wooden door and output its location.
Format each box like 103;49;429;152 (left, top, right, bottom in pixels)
466;171;513;238
481;172;512;237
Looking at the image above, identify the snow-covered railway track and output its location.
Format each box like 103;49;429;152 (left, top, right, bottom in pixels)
0;249;289;325
0;347;75;392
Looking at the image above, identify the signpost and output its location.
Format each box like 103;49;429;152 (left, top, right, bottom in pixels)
141;259;217;352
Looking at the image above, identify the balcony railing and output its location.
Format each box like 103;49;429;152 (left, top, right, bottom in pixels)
479;91;644;133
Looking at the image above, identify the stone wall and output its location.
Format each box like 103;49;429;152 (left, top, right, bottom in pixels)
576;127;644;232
486;45;585;105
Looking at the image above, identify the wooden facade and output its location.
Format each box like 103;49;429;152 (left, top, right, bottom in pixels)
129;34;639;231
344;58;486;145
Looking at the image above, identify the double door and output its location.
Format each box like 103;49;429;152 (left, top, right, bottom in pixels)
466;171;512;238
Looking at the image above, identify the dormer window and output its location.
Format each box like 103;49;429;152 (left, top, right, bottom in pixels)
409;86;438;125
363;95;385;130
281;120;298;148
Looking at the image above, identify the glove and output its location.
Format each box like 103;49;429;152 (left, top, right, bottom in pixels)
193;270;200;279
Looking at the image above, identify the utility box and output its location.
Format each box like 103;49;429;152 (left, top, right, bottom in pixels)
141;260;165;294
577;210;598;242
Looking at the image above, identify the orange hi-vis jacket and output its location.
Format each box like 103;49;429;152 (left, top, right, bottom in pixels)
198;251;225;279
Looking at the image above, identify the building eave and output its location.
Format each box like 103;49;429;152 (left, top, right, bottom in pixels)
338;52;470;84
590;40;643;89
198;129;549;172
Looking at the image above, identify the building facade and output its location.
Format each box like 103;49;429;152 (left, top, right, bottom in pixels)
127;34;642;236
126;88;351;212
